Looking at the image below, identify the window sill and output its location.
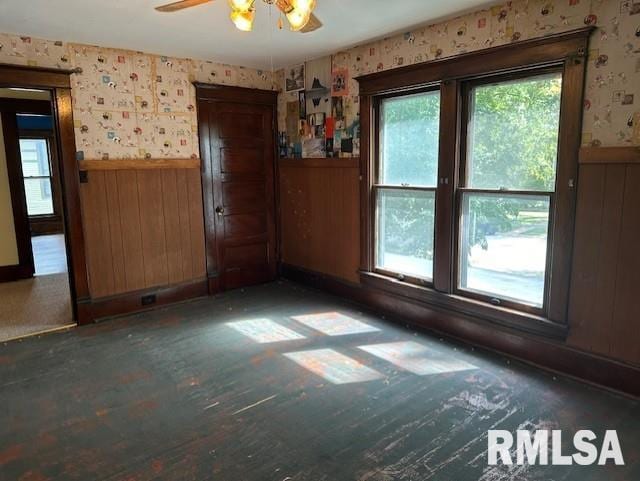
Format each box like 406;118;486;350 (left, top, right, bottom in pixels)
359;271;568;340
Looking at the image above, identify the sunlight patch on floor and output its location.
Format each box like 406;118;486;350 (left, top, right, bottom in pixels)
358;341;477;375
284;349;384;384
226;319;305;343
291;312;380;336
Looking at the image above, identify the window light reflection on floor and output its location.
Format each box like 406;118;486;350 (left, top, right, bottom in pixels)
226;319;305;343
283;349;385;384
358;341;477;375
291;312;380;336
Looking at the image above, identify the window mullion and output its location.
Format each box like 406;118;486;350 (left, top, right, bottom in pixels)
433;79;459;293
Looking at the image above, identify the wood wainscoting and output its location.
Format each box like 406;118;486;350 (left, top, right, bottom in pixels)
568;146;640;365
78;161;206;312
279;157;360;283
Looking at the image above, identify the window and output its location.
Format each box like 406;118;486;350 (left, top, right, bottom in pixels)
19;138;54;216
458;72;562;310
359;28;589;333
375;90;440;281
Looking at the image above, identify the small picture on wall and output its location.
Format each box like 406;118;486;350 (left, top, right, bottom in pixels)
331;67;349;97
307;113;326;138
307;112;326;127
298;91;307;119
286;64;305;92
332;97;344;120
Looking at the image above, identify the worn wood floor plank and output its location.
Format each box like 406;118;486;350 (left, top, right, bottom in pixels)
0;281;638;481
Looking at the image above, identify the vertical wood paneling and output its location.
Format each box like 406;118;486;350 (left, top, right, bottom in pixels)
161;170;184;284
569;161;640;366
186;168;206;279
80;168;206;299
176;169;194;280
104;171;126;293
589;165;626;354
116;170;146;292
279;160;360;283
610;165;640;364
80;171;115;298
137;170;169;288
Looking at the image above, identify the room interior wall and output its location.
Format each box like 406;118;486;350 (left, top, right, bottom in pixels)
0;115;20;267
275;0;640;368
0;33;275;301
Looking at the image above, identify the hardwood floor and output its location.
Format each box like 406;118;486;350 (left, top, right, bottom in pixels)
31;234;67;276
0;281;637;480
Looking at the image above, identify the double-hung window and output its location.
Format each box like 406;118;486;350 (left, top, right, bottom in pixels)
457;71;562;312
375;89;440;283
359;29;590;334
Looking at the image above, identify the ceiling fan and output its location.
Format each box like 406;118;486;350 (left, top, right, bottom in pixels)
155;0;322;33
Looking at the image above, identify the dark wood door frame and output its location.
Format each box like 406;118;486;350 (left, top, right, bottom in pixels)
0;110;35;281
0;64;90;324
194;83;279;294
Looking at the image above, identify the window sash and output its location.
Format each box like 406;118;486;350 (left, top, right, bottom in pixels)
373;185;436;284
454;190;555;314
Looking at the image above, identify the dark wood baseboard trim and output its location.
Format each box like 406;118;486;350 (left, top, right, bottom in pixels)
77;278;208;325
281;263;640;398
0;264;33;283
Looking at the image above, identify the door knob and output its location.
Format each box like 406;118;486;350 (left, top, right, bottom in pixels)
215;206;225;216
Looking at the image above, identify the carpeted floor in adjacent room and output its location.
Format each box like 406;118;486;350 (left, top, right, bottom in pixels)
0;273;73;342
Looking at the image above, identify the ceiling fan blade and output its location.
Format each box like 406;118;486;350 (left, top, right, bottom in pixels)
155;0;214;13
300;13;322;33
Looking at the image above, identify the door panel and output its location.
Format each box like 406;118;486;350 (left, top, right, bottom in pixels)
220;147;263;174
224;213;267;239
222;182;266;213
197;88;277;291
219;112;264;138
225;243;268;269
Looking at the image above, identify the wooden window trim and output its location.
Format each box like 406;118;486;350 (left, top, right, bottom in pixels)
356;27;593;339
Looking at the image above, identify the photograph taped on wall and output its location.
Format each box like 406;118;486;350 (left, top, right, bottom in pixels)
286;64;305;92
332;67;349;97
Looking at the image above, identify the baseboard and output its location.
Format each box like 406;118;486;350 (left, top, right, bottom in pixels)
281;263;640;398
77;278;208;325
0;264;33;283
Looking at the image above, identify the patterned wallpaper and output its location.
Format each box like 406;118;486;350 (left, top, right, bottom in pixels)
278;0;640;148
0;33;274;160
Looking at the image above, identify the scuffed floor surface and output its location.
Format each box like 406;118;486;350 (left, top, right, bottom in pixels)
0;281;638;480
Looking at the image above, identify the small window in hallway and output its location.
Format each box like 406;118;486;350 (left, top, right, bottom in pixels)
19;138;54;216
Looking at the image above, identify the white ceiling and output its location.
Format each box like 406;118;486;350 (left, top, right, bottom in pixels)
0;0;494;70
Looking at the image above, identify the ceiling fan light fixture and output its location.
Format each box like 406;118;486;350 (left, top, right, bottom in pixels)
285;0;316;31
286;9;310;31
228;0;255;12
292;0;316;15
230;7;255;31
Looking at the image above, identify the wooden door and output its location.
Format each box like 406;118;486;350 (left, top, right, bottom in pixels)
197;86;278;291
